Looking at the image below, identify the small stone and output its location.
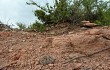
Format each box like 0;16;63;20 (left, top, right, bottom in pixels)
81;27;89;30
69;32;73;34
45;69;50;70
39;55;55;65
81;67;93;70
21;49;26;52
50;31;55;35
103;26;108;29
21;32;28;35
22;40;26;42
9;49;13;52
48;64;54;67
95;62;100;66
39;46;46;52
35;61;39;65
81;21;90;23
34;34;37;36
0;50;2;54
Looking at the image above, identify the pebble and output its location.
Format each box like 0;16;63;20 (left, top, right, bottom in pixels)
9;49;13;52
48;64;54;67
22;40;26;42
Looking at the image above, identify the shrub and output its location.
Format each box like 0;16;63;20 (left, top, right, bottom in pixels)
27;0;72;25
27;0;110;27
100;8;110;26
28;21;46;32
95;1;110;26
17;22;26;30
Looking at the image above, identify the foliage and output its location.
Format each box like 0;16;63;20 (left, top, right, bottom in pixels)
27;0;110;27
94;1;110;25
28;21;46;32
27;0;72;25
17;22;26;30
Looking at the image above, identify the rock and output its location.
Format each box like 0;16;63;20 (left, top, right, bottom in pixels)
81;68;93;70
69;31;74;34
81;21;97;27
12;53;21;61
48;64;54;67
39;55;55;65
73;63;82;69
83;23;97;27
85;29;102;35
50;31;55;35
9;49;13;52
95;62;100;67
80;27;89;30
45;69;50;70
81;21;90;23
22;40;26;42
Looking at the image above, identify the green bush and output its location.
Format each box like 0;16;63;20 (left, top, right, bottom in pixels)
27;0;110;27
100;9;110;26
17;22;26;30
28;21;46;32
27;0;72;25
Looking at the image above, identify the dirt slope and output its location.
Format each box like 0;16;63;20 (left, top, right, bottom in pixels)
0;27;110;70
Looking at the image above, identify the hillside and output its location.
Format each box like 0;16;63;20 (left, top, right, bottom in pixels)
0;25;110;70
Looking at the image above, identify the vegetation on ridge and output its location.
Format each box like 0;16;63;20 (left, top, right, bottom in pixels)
18;0;110;31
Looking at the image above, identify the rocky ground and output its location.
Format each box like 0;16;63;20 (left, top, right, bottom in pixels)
0;24;110;70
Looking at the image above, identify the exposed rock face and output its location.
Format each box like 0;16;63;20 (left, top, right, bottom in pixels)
51;28;110;54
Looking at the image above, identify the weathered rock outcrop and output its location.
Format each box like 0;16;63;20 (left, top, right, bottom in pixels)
45;28;110;54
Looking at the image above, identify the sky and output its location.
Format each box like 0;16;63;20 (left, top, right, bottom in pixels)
0;0;54;28
0;0;108;28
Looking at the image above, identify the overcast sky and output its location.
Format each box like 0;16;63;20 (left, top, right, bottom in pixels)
0;0;54;27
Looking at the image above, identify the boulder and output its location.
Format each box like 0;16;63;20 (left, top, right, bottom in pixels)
81;21;97;27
